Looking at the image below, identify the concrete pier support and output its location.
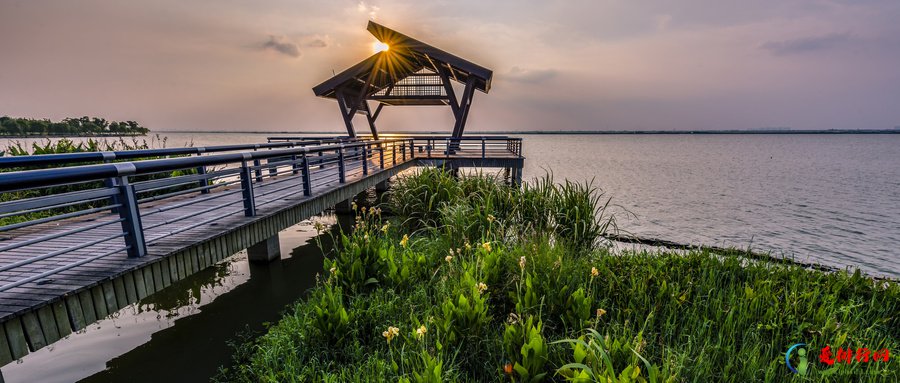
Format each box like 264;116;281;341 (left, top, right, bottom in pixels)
334;198;354;214
510;167;523;187
375;179;389;192
248;234;281;263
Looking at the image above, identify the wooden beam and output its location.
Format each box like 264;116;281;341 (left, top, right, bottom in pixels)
371;103;385;121
335;89;356;137
451;76;477;138
437;67;460;117
364;102;380;139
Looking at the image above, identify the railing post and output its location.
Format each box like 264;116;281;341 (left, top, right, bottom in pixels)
445;138;450;158
301;152;312;196
195;150;210;194
401;141;406;161
291;154;299;175
318;151;324;169
253;159;263;183
268;158;278;178
392;142;397;165
338;145;346;183
427;139;432;157
115;176;147;258
379;145;385;168
239;158;256;217
362;145;368;175
409;140;415;159
481;138;486;159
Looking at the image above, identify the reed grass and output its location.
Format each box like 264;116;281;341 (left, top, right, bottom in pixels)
218;170;899;382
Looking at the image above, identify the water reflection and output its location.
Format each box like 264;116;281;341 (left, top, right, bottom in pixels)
1;214;346;383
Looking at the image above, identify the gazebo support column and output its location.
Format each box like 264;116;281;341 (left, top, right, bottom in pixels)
335;90;357;138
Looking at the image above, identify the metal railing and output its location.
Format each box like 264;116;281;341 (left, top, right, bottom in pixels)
0;138;414;292
271;135;524;160
409;136;524;159
0;137;361;169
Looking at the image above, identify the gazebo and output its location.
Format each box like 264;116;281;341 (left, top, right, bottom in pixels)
312;21;493;139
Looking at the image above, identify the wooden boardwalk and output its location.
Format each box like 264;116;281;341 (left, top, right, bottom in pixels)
0;137;524;367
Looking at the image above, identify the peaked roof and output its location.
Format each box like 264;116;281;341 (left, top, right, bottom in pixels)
312;21;493;101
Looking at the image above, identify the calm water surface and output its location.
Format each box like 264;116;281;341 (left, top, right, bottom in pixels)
1;132;898;382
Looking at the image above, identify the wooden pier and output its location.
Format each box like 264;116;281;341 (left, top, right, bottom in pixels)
0;136;523;371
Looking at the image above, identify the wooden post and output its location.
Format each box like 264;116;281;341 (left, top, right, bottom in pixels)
239;160;256;217
338;146;346;183
115;176;146;258
301;153;312;196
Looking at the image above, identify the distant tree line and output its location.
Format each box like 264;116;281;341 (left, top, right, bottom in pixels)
0;116;149;136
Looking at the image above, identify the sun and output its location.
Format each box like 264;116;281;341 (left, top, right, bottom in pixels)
372;41;389;53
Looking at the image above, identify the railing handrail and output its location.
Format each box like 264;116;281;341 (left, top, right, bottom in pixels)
0;138;359;168
0;138;412;192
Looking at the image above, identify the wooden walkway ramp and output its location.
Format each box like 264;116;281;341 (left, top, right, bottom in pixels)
0;136;523;368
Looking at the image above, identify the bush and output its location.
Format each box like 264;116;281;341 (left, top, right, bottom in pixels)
222;170;900;382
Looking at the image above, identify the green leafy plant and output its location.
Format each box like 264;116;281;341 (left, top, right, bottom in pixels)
563;287;592;331
311;285;350;343
503;315;549;382
436;270;491;344
555;329;674;383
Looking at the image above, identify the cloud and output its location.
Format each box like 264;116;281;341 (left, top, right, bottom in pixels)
357;1;380;20
759;33;853;56
505;67;558;84
262;35;301;57
305;38;327;48
655;14;672;31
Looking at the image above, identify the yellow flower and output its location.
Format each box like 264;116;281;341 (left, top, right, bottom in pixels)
482;242;492;253
476;282;488;293
465;242;472;251
381;223;390;233
382;326;400;344
596;308;607;318
313;221;324;233
400;234;409;248
518;256;526;269
361;206;367;214
445;255;453;263
487;214;495;223
351;202;358;211
329;267;336;274
591;267;599;277
416;325;427;339
449;248;455;256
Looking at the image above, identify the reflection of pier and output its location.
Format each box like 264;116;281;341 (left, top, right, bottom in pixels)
0;21;513;374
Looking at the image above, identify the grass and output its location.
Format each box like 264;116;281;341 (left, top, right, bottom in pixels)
217;168;899;382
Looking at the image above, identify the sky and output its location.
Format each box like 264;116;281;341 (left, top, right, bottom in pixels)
1;0;899;132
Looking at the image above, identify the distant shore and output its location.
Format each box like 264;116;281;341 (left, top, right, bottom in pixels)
0;133;145;138
156;129;900;135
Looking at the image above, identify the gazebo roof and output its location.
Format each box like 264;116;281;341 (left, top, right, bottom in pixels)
312;21;492;104
312;21;492;138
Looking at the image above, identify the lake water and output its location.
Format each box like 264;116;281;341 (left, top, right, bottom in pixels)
2;132;899;382
4;132;899;277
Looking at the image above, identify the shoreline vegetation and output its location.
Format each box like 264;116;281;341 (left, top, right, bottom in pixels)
0;116;149;137
217;169;899;382
154;129;900;135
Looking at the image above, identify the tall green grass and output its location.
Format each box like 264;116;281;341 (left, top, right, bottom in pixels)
219;171;899;382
